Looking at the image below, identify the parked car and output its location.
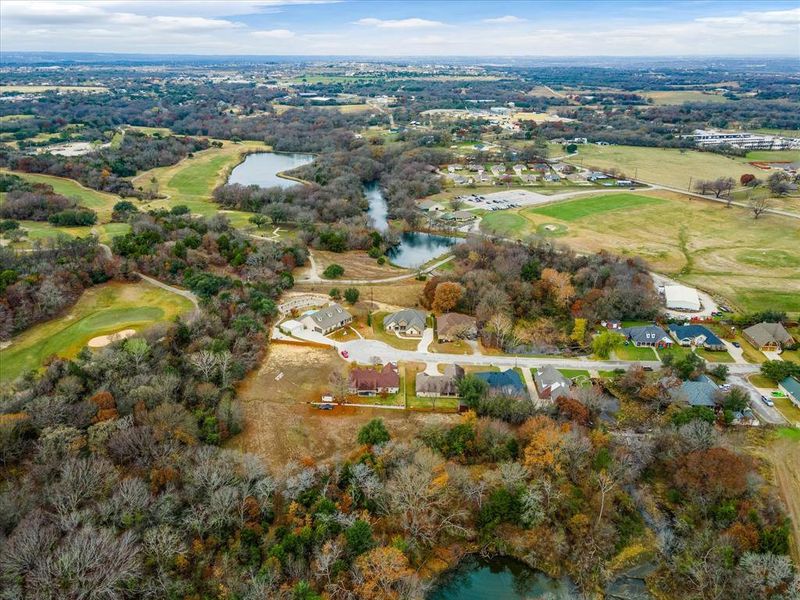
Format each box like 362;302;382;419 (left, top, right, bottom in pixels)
761;395;774;407
317;403;334;410
340;350;349;358
732;342;741;348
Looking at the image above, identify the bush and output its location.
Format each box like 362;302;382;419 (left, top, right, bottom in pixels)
357;419;390;446
761;360;800;383
322;264;344;279
344;288;359;304
671;406;716;426
48;208;97;226
329;288;341;300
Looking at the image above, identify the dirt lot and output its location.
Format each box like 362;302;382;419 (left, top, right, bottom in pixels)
229;343;458;470
294;280;426;308
313;250;409;280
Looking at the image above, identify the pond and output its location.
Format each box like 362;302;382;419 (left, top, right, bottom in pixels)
428;556;577;600
227;152;314;188
365;182;460;269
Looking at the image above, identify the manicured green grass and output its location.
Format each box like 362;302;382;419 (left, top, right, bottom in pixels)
749;374;775;389
696;348;735;363
12;221;129;245
776;427;800;441
773;396;800;425
614;344;658;361
529;194;663;222
557;369;591;379
1;170;120;222
735;290;800;315
369;312;420;351
480;211;528;236
737;249;800;269
657;345;692;362
0;281;193;382
640;91;730;105
598;370;621;379
745;150;800;162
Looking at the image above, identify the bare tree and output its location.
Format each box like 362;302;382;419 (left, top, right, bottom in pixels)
189;350;217;381
749;196;770;219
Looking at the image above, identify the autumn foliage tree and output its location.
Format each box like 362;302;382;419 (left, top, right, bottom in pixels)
675;447;751;503
431;281;463;313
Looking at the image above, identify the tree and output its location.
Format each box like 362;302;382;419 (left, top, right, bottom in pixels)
722;387;749;413
322;264;344;279
328;370;350;402
124;337;149;372
767;171;792;196
431;281;463;313
592;331;624;359
709;177;735;200
675;447;750;503
344;287;360;304
540;268;575;308
328;287;341;300
761;360;800;382
357;418;390;446
353;547;417;600
457;375;488;409
565;143;578;154
521;415;568;475
449;197;465;211
570;318;587;346
740;173;756;186
345;519;374;556
749;196;770;219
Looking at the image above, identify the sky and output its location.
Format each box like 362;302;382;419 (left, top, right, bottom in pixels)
1;0;799;57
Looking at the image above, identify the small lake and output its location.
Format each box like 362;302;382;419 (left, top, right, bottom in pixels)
228;152;314;188
428;556;577;600
365;181;459;269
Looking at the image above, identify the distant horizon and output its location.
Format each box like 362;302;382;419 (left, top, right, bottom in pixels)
1;1;798;57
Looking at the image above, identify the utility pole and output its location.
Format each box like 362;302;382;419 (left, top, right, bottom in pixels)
688;175;693;192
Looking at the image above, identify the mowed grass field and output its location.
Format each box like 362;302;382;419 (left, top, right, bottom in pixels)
0;281;194;382
135;140;263;228
639;90;730;105
0;170;120;222
14;221;130;245
486;190;800;315
564;144;780;190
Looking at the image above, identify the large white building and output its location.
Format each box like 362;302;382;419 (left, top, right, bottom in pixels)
686;129;800;151
664;285;701;312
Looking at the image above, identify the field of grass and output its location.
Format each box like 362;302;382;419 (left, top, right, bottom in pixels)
1;170;120;222
557;369;591;380
564;144;766;190
501;189;800;316
639;91;730;105
11;221;130;245
0;114;34;122
696;348;735;363
135;141;265;227
480;212;528;237
745;150;800;162
529;193;663;221
0;281;194;382
614;345;658;361
749;374;775;389
774;396;800;426
777;427;800;441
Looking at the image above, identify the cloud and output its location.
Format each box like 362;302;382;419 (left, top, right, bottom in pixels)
696;8;800;25
251;28;295;38
353;17;445;29
483;15;525;24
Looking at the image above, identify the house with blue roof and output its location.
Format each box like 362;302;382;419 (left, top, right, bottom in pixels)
475;369;528;399
668;324;726;351
670;374;720;408
779;377;800;407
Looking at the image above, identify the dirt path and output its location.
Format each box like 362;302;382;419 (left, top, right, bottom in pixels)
763;438;800;563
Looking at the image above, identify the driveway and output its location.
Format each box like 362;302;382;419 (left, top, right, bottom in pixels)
728;374;787;425
417;327;434;353
722;339;747;364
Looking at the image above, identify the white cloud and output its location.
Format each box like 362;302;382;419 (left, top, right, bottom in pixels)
353;17;445;29
696;8;800;25
252;29;296;38
483;15;525;24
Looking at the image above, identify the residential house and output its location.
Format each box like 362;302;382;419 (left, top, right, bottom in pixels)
732;408;759;426
621;325;673;348
543;173;561;182
512;164;526;175
440;210;475;223
475;369;527;398
671;374;719;408
602;320;622;331
416;364;464;397
383;309;427;337
437;312;477;342
779;377;800;407
534;365;572;401
349;363;400;396
743;322;794;352
300;304;353;335
529;163;550;172
668;324;726;351
417;199;444;212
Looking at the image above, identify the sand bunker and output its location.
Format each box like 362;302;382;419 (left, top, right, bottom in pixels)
87;329;136;348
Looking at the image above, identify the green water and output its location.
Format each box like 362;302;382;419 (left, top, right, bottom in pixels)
428;556;578;600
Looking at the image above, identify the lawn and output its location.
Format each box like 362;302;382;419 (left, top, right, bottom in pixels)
745;150;800;162
696;348;735;363
530;193;663;222
10;221;130;246
639;91;730;105
480;211;528;237
507;189;800;316
773;396;800;426
614;344;658;361
1;169;121;222
0;281;194;382
557;368;591;379
564;144;765;190
749;374;775;389
776;427;800;441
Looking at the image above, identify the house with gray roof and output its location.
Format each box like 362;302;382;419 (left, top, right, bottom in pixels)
383;309;427;337
621;325;673;348
437;313;477;342
300;303;353;335
743;322;794;352
671;374;719;408
534;365;573;401
416;364;464;398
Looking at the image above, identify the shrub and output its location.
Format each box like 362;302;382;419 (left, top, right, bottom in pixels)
357;419;390;446
344;288;359;304
322;264;344;279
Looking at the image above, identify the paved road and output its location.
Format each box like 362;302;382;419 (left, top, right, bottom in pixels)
729;374;788;425
136;272;200;311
